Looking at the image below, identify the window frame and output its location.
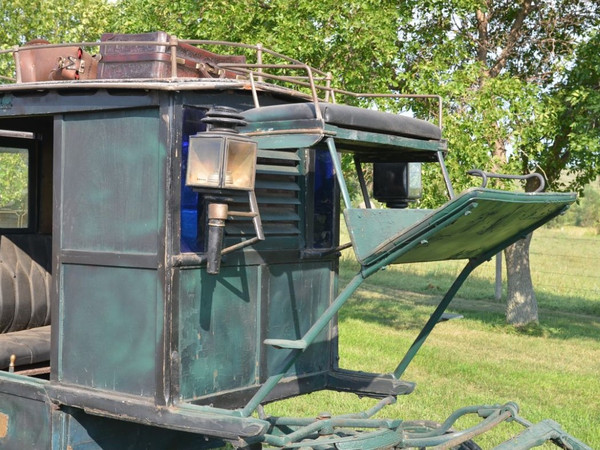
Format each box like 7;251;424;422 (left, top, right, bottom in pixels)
0;130;38;232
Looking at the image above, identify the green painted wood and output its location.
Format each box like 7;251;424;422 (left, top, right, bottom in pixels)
246;122;446;157
265;262;333;378
59;406;229;449
60;108;164;254
178;266;260;401
345;188;576;268
0;375;51;449
60;266;159;396
344;209;432;263
248;132;324;150
327;124;447;155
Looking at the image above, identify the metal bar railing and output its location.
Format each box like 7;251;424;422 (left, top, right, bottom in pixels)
1;37;443;130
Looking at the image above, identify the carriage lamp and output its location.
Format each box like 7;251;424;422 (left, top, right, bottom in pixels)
185;107;263;274
373;162;423;208
185;131;257;191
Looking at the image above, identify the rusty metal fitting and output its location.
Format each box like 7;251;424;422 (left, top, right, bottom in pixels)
208;203;229;221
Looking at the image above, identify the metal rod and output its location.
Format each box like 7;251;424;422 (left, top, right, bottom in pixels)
404;405;485;439
495;252;502;301
248;190;265;241
437;151;455;199
221;237;260;256
169;35;178;79
326;138;352;209
433;410;512;450
304;65;322;120
249;72;260;108
13;366;51;376
336;396;396;419
467;169;546;193
256;43;263;83
403;409;512;449
206;203;228;274
354;156;372;209
13;45;22;83
241;273;365;417
393;259;478;379
325;72;332;103
0;129;36;139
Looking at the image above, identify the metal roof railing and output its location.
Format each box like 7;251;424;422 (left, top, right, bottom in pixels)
0;36;443;128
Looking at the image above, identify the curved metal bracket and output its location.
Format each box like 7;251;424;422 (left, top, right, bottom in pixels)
467;169;545;193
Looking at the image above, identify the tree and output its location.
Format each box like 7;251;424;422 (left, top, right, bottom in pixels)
393;0;600;325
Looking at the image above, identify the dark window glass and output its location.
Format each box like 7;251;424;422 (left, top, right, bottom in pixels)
180;108;207;253
312;149;335;248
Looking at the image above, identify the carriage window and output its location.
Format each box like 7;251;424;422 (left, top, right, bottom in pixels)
0;145;30;229
311;148;336;249
180;108;208;253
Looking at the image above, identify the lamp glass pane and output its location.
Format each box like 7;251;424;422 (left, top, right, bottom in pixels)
224;139;257;190
185;136;224;188
407;163;422;199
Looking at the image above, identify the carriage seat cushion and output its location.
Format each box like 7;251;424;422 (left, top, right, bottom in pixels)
0;325;51;369
242;102;442;141
0;234;52;333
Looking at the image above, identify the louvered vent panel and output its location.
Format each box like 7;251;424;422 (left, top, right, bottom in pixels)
224;149;302;248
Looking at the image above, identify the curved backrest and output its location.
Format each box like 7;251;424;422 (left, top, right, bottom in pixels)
0;234;52;333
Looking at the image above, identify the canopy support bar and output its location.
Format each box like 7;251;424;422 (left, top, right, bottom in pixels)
326;137;353;208
393;258;478;379
437;150;455;199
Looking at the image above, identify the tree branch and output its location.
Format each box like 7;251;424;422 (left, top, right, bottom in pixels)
476;8;489;66
489;0;534;78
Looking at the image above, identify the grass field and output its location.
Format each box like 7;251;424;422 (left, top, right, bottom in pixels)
265;225;600;448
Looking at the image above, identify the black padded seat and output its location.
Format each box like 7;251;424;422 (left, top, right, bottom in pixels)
0;325;50;369
242;102;442;141
0;234;52;333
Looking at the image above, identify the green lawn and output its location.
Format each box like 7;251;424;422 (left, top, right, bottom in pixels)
265;226;600;448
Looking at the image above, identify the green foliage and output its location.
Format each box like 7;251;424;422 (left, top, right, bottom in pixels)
0;151;28;208
110;0;401;95
0;0;116;80
2;0;598;195
0;0;114;44
548;32;600;193
394;1;600;201
553;180;600;233
110;0;600;205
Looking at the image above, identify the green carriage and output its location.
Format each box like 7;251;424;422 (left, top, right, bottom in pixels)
0;34;589;449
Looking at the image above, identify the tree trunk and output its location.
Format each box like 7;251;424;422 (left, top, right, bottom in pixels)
504;233;538;326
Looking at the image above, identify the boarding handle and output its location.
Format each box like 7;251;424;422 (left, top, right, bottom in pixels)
468;169;545;193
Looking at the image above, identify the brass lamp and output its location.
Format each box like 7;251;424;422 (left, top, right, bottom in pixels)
185;107;263;274
185;133;256;191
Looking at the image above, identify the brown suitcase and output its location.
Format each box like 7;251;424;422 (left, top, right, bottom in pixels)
98;32;245;80
17;40;99;82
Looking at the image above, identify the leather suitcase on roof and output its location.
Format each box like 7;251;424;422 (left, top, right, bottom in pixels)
17;40;99;82
98;32;245;79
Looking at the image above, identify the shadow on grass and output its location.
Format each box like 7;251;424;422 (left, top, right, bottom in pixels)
339;260;600;343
